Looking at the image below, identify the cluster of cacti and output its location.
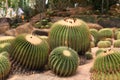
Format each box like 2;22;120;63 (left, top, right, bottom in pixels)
8;34;49;70
85;52;93;60
49;18;91;55
48;46;79;76
91;49;120;80
0;36;15;44
0;54;11;79
113;40;120;48
102;38;113;44
90;29;99;45
34;19;53;29
97;41;111;48
98;28;113;40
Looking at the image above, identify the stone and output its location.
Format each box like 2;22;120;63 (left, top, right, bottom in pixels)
0;22;10;34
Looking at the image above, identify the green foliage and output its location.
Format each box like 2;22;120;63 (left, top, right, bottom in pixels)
91;49;120;80
85;52;93;60
8;34;49;70
97;41;111;48
113;40;120;48
90;29;99;45
98;28;113;39
49;18;91;55
0;54;11;79
49;46;79;76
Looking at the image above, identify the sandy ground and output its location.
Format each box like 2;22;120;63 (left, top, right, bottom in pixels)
8;48;98;80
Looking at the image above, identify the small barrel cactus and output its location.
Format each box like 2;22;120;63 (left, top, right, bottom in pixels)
49;46;79;76
49;18;91;55
117;32;120;40
97;41;111;48
0;36;15;44
91;49;120;80
85;52;93;60
113;40;120;48
90;29;99;45
95;48;106;56
98;28;113;40
90;41;95;48
0;54;11;79
8;34;49;70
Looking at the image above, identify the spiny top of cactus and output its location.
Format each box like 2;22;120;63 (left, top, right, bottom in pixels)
0;43;10;48
100;49;113;56
55;18;87;27
0;36;15;41
63;50;71;57
26;34;42;45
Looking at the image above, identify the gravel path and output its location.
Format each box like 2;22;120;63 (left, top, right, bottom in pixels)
8;48;98;80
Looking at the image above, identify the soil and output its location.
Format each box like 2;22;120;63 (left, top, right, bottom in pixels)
8;47;98;80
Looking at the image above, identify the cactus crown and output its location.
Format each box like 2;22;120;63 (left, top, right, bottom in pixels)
26;34;42;45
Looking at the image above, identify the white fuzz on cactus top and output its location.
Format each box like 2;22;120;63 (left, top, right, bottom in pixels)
26;34;42;45
63;50;71;57
0;36;15;41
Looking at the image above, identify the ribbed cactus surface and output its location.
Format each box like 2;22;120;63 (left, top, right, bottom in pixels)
49;46;79;76
8;34;49;70
49;18;91;55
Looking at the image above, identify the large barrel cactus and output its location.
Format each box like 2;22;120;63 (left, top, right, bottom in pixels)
49;46;79;76
49;18;91;55
0;54;11;79
98;28;113;40
91;49;120;80
8;34;49;70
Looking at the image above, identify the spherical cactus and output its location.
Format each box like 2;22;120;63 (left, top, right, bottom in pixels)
90;29;99;45
0;54;11;79
97;41;111;48
0;36;15;44
92;49;120;73
85;52;93;60
95;49;106;56
91;49;120;80
49;18;91;55
113;40;120;48
0;51;9;58
98;28;113;40
49;46;79;77
90;41;95;48
8;34;49;70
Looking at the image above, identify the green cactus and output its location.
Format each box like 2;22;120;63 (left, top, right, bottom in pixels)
97;41;111;48
0;51;9;58
113;40;120;48
49;18;91;55
49;46;79;77
90;41;95;48
85;52;93;60
95;49;106;56
0;43;11;53
98;28;113;40
90;29;99;45
91;49;120;80
0;36;15;44
92;49;120;73
0;54;11;79
8;34;49;70
117;32;120;40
